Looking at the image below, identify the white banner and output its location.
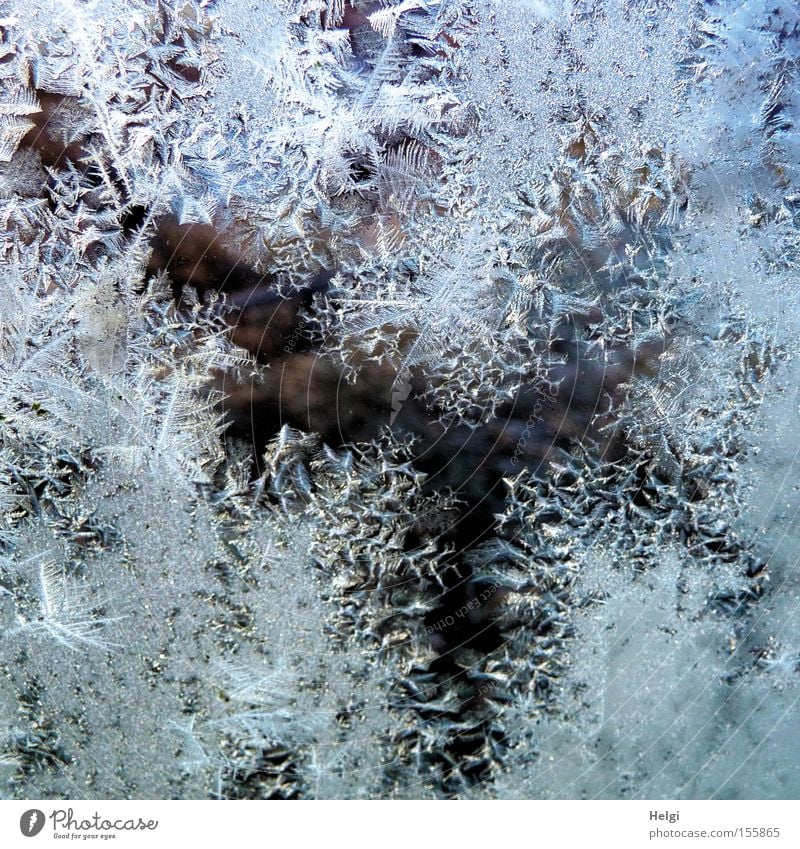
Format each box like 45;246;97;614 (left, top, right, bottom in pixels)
2;800;798;848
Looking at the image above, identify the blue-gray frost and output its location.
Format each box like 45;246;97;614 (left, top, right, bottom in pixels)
0;0;799;799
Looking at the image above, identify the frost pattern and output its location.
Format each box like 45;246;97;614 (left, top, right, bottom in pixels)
1;0;799;799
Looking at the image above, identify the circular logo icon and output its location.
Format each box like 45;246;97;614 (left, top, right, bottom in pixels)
20;810;46;837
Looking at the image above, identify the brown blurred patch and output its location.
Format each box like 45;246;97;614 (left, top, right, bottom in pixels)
20;92;87;169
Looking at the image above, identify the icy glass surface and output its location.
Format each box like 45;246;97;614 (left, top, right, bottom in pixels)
0;0;798;799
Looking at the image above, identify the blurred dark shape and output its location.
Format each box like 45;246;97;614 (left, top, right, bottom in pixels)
147;216;662;659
